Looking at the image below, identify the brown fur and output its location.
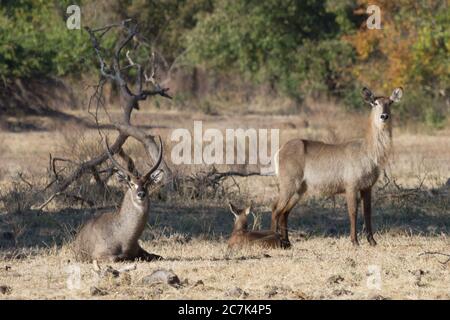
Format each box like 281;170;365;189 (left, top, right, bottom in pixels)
228;203;283;248
271;87;403;247
73;138;164;262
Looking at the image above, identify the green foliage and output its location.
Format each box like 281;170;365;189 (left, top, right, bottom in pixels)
0;0;447;125
347;0;449;125
409;9;450;90
120;0;213;62
186;0;347;99
399;89;447;129
0;0;91;80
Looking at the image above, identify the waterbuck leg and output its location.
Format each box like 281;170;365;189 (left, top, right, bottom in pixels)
270;197;280;233
270;189;295;236
136;246;163;262
278;192;301;248
361;188;377;246
346;189;359;246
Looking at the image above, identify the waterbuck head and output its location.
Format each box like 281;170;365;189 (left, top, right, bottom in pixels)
362;87;403;129
106;137;164;204
228;202;253;232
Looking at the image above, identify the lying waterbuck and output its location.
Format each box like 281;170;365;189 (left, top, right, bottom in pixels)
228;202;282;248
73;137;164;262
271;87;403;247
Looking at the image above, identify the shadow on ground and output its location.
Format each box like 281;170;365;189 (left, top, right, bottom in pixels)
1;189;449;254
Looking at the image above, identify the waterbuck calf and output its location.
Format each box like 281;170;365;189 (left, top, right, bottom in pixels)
73;137;164;262
271;87;403;247
228;202;282;248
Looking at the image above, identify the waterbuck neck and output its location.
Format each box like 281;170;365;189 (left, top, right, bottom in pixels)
365;111;392;166
118;189;150;230
232;220;248;234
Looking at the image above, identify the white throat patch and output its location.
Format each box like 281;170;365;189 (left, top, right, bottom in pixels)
131;195;145;210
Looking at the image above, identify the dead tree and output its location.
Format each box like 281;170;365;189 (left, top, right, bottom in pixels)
36;20;172;210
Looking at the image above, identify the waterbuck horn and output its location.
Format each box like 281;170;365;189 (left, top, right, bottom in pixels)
105;136;137;181
142;136;164;184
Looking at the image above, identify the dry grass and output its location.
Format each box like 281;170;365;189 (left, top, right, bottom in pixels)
1;235;449;300
0;108;449;300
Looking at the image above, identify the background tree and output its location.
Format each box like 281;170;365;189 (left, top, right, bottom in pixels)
0;0;448;126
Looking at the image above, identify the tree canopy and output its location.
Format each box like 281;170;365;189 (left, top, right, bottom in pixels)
0;0;448;125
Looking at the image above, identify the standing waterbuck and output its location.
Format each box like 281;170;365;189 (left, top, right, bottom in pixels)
271;87;403;247
228;202;282;248
73;137;164;262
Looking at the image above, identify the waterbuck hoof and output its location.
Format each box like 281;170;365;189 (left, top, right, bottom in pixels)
138;253;164;262
146;254;164;261
280;240;292;249
368;237;377;246
351;239;360;246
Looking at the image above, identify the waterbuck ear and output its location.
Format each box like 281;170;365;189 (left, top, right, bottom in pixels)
150;169;164;184
228;202;239;218
390;87;403;103
361;87;375;105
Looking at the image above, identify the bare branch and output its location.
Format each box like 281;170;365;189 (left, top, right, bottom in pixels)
33;192;61;211
35;20;174;210
419;251;450;265
90;19;132;34
85;27;115;80
105;136;136;179
17;172;33;189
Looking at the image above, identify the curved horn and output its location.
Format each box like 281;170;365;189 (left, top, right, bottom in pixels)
105;136;136;179
143;136;163;183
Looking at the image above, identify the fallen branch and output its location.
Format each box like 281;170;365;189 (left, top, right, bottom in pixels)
418;251;450;265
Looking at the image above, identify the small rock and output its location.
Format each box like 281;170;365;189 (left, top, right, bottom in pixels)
409;269;426;277
5;266;11;271
142;269;181;288
266;287;278;298
151;287;164;296
332;289;353;296
263;254;271;258
345;258;356;268
414;279;427;287
265;285;281;298
104;266;120;278
90;286;108;296
327;275;344;285
0;285;12;295
409;269;428;287
369;294;390;300
292;290;309;300
226;287;249;298
193;280;204;287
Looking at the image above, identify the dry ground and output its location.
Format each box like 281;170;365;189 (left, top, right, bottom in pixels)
0;107;449;300
1;235;450;300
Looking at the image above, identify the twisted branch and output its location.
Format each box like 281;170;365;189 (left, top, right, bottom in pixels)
35;20;173;211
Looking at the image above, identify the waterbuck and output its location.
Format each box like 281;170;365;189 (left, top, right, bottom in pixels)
271;87;403;247
228;202;282;248
73;137;164;262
